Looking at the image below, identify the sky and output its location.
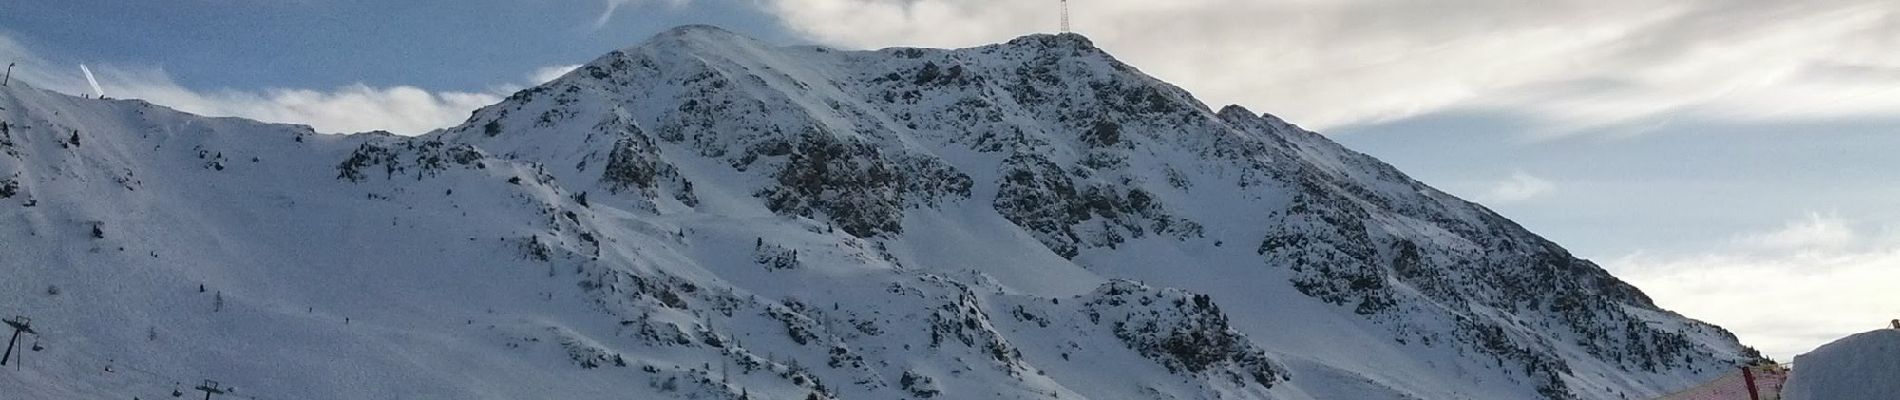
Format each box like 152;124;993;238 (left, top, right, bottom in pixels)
2;0;1895;361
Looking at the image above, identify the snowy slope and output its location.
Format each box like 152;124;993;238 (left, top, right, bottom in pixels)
1;25;1757;400
1783;329;1900;400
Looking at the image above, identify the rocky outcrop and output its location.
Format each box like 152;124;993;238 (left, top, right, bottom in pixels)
1083;280;1288;389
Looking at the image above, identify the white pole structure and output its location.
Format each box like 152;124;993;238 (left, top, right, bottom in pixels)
1060;0;1071;33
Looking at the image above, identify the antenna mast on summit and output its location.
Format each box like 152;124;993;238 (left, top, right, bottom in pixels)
1060;0;1071;33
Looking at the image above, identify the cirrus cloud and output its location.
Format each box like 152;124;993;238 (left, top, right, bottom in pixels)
756;0;1900;134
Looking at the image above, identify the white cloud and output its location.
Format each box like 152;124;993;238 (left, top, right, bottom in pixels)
2;32;585;135
529;64;582;85
79;65;503;135
1739;213;1859;251
755;0;1900;133
1477;171;1555;204
1608;215;1900;361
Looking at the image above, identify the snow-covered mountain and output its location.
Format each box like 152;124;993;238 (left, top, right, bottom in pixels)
0;25;1759;400
1784;329;1900;400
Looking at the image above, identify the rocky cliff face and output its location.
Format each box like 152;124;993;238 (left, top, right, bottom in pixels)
0;25;1755;400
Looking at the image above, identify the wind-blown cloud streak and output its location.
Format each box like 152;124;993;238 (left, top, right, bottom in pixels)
529;64;582;85
1477;171;1555;204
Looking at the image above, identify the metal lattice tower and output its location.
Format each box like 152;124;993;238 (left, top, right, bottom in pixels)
1060;0;1071;33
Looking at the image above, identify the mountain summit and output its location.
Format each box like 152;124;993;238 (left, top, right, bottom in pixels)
0;26;1754;399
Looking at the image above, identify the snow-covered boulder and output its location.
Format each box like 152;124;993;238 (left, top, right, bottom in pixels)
1784;329;1900;400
